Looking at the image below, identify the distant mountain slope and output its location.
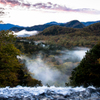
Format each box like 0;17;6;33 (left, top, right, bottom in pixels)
61;20;85;28
0;23;23;31
10;20;85;32
1;20;100;32
44;20;100;27
45;21;64;25
9;27;25;32
9;24;54;32
82;21;100;26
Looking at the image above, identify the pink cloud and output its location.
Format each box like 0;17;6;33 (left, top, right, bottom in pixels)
0;0;21;7
22;3;31;8
0;0;100;14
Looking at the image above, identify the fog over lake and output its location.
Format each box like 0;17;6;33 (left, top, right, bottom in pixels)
18;46;90;86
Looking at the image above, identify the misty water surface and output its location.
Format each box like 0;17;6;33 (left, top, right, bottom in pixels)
18;46;90;86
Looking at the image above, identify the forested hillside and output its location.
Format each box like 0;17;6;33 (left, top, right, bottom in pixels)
39;22;100;36
60;20;85;28
39;25;77;35
0;30;42;87
69;42;100;87
24;22;100;48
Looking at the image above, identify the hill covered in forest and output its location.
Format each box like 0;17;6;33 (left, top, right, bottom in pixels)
38;25;77;36
26;22;100;49
38;22;100;36
60;20;85;28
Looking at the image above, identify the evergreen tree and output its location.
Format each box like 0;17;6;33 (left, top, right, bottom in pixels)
69;42;100;87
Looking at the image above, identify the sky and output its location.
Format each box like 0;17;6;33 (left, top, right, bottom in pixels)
0;0;100;26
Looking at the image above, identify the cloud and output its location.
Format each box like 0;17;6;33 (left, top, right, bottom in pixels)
0;0;100;14
0;7;5;16
13;30;39;37
0;0;20;7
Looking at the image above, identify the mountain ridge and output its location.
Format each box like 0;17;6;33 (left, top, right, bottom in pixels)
82;20;100;26
0;20;100;32
9;20;85;32
60;20;85;28
39;22;100;36
0;23;23;31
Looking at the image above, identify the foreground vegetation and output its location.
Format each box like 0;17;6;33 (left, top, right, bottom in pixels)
69;42;100;87
0;30;42;87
